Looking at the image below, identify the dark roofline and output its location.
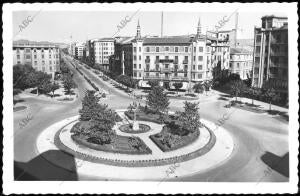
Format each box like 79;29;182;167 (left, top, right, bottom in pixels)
261;15;288;20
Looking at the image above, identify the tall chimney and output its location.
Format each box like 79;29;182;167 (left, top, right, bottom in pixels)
235;12;239;47
161;12;164;37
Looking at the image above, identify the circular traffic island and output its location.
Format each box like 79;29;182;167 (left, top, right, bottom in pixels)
119;123;151;134
36;111;234;180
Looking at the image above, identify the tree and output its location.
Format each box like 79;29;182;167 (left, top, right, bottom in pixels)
147;80;159;89
245;87;261;105
90;104;118;132
262;88;281;111
146;86;170;114
63;74;77;95
173;82;183;94
229;80;247;102
79;90;100;121
193;82;204;94
49;82;60;97
203;80;212;95
177;101;201;135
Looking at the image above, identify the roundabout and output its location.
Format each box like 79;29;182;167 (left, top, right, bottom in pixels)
36;110;235;180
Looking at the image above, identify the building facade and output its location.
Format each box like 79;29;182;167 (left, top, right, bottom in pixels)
229;48;253;80
111;19;230;90
93;38;115;70
74;42;85;60
252;15;288;101
13;43;60;78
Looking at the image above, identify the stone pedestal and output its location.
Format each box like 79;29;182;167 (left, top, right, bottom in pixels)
132;121;139;131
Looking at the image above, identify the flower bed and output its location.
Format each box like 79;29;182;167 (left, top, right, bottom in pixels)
119;123;151;134
149;126;200;152
71;133;152;155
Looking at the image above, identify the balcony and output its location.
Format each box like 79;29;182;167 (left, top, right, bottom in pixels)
160;68;174;72
143;75;162;80
144;68;160;72
172;76;189;81
182;60;188;64
159;59;174;63
173;60;179;64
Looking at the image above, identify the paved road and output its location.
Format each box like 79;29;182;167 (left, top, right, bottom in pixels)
13;54;289;182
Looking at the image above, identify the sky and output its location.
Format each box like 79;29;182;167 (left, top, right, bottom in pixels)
13;10;287;43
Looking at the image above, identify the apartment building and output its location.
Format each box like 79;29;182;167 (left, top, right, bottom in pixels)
74;42;85;60
252;15;288;101
93;38;115;71
229;47;253;80
111;19;230;90
13;42;60;78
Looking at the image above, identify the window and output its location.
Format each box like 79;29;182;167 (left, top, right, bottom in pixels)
193;65;196;70
165;64;169;69
194;47;196;52
184;65;188;70
199;47;203;52
42;54;44;58
198;65;202;70
139;47;141;52
146;47;150;52
174;72;178;77
146;72;149;76
156;47;159;52
139;64;141;69
192;73;195;79
139;55;141;60
165;56;169;59
34;55;37;59
17;55;20;59
156;64;159;70
237;63;240;68
34;61;37;65
49;54;52;58
133;72;137;77
175;56;178;62
139;72;141;77
184;73;187;77
185;47;188;52
198;73;202;79
156;72;159;77
25;55;31;59
134;56;137;60
165;47;169;51
174;64;178;70
49;60;52;65
198;56;203;61
17;61;21;64
134;64;137;68
25;48;31;53
49;66;52;71
134;47;136;52
193;56;196;61
175;47;178;52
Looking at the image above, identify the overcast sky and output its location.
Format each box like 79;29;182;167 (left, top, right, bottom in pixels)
13;10;286;43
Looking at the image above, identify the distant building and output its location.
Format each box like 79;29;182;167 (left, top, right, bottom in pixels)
111;19;230;90
229;47;253;80
13;42;60;78
93;38;115;71
252;15;288;102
